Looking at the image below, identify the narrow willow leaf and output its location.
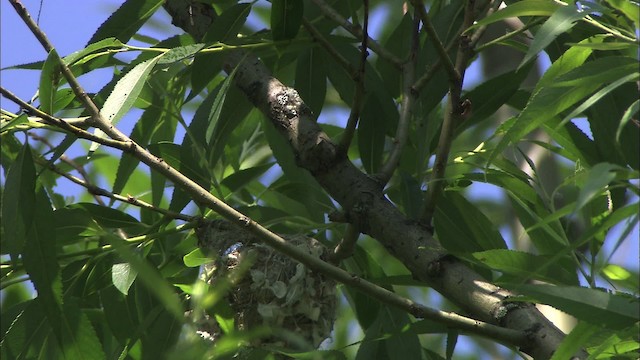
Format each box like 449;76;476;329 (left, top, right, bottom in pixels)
99;286;137;341
2;142;36;262
112;105;162;195
435;190;507;253
603;0;640;27
105;234;184;320
549;322;599;360
467;0;560;31
616;100;639;143
70;203;145;232
574;163;620;212
509;284;639;329
557;73;639;130
89;55;162;155
271;0;304;41
205;62;240;145
472;249;577;285
488;45;622;165
294;48;326;117
157;43;205;65
112;263;138;295
519;4;589;68
39;49;62;114
88;0;164;44
22;189;63;319
58;301;106;360
64;37;123;66
0;113;29;133
221;163;275;192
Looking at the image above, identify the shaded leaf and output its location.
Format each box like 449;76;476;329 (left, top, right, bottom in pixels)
434;190;507;253
294;47;326;117
468;0;560;30
271;0;304;41
39;49;62;114
508;284;639;330
471;249;577;285
2;142;36;261
88;0;164;44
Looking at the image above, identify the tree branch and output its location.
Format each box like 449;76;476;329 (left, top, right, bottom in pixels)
377;12;420;184
420;0;476;225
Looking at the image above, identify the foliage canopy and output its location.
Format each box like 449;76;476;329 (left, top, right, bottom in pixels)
1;0;639;359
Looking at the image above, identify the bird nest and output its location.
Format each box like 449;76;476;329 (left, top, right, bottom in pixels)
195;220;337;349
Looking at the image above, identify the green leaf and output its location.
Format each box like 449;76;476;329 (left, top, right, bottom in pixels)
90;55;162;154
461;62;534;132
604;0;640;27
556;72;639;130
88;0;164;44
271;0;304;41
574;163;620;212
2;142;36;262
471;249;577;285
112;105;162;196
205;62;239;145
105;234;184;320
112;262;138;295
519;4;589;68
356;307;421;360
221;163;275;192
489;53;630;165
100;286;137;341
53;208;103;243
59;301;106;360
509;284;640;330
550;322;600;360
467;0;560;31
294;47;327;117
434;190;507;253
39;49;62;114
183;248;212;268
157;43;205;64
616;100;639;144
69;203;145;232
64;37;124;66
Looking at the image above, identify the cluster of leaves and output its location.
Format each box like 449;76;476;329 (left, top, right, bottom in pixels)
1;0;639;359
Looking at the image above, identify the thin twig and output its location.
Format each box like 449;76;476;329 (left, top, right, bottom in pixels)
1;87;130;150
338;0;369;153
420;0;477;225
310;0;403;67
34;156;195;222
411;0;461;88
302;17;356;78
377;11;420;184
